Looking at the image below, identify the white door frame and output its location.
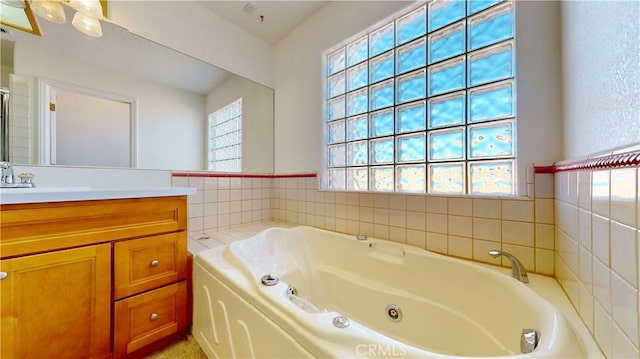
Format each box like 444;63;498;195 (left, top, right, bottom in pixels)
37;78;138;167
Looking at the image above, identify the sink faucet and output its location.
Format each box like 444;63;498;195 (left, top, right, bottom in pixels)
488;250;529;283
0;162;35;188
0;161;14;184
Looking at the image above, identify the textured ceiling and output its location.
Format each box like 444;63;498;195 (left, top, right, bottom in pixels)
198;1;328;45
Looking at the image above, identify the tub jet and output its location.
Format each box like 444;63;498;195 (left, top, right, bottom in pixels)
386;304;402;322
333;316;350;328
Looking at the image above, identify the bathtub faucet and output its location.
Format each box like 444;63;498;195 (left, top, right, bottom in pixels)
488;250;529;283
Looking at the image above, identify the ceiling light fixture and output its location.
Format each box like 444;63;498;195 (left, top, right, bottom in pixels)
0;0;26;9
30;0;104;37
71;9;100;37
30;1;66;24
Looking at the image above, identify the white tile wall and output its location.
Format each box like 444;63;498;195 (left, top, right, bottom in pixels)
555;165;639;358
9;74;30;164
172;174;272;239
270;173;556;275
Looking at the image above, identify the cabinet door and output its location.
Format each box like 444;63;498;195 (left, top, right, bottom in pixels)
0;244;111;359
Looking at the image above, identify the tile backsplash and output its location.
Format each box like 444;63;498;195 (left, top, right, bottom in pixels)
171;174;273;238
555;164;639;358
175;170;557;276
270;174;556;276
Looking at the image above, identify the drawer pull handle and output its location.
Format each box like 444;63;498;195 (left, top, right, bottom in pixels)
0;272;7;280
150;312;159;321
150;260;160;267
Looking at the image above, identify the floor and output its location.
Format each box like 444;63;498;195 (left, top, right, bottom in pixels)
144;335;207;359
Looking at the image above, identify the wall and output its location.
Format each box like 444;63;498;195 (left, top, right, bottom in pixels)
172;173;273;238
271;170;556;275
206;76;274;173
8;74;29;163
554;154;639;358
272;1;564;196
14;37;206;170
273;1;410;174
557;1;640;357
108;1;274;88
561;1;640;159
12;164;172;189
176;169;556;275
0;39;13;88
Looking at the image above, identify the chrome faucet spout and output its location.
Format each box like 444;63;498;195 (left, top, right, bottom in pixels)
488;250;529;283
0;161;14;184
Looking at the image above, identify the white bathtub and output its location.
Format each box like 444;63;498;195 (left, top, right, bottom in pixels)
193;226;601;358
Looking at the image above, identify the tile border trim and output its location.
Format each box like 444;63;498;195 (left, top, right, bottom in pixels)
172;172;317;179
534;149;640;173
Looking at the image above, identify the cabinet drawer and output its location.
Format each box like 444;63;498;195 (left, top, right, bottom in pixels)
1;196;187;258
114;281;187;358
114;232;187;299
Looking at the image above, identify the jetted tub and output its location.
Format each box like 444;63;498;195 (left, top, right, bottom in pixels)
193;226;600;358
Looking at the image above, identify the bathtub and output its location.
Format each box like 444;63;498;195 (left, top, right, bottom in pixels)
193;226;600;358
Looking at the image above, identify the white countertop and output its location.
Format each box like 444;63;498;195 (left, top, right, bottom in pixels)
0;186;197;205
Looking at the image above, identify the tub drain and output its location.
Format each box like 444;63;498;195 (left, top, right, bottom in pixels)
386;304;402;322
260;274;279;286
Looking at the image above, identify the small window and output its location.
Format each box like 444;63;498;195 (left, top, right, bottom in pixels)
208;98;242;172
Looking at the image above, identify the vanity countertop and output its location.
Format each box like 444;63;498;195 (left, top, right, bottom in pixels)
0;187;196;205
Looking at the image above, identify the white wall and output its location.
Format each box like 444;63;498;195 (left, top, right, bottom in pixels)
108;1;274;88
14;35;206;170
273;1;563;195
206;76;274;173
273;1;411;174
561;0;640;159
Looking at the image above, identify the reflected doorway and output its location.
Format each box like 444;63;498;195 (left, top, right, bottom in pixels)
44;81;137;167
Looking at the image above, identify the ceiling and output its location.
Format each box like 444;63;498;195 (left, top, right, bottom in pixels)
197;1;328;45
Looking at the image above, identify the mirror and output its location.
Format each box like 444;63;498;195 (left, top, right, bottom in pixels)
0;10;274;173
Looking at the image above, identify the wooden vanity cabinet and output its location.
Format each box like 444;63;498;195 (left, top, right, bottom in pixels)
0;196;189;359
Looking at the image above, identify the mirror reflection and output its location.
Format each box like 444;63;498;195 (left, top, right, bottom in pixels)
0;10;274;173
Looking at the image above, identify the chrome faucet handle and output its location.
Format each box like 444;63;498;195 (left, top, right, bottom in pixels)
0;161;14;184
488;250;529;283
18;173;35;187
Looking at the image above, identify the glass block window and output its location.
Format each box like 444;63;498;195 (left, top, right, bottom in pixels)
208;98;242;172
324;0;516;195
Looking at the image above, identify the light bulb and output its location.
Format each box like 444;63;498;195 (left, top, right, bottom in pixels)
30;0;66;24
71;11;102;37
68;0;102;18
